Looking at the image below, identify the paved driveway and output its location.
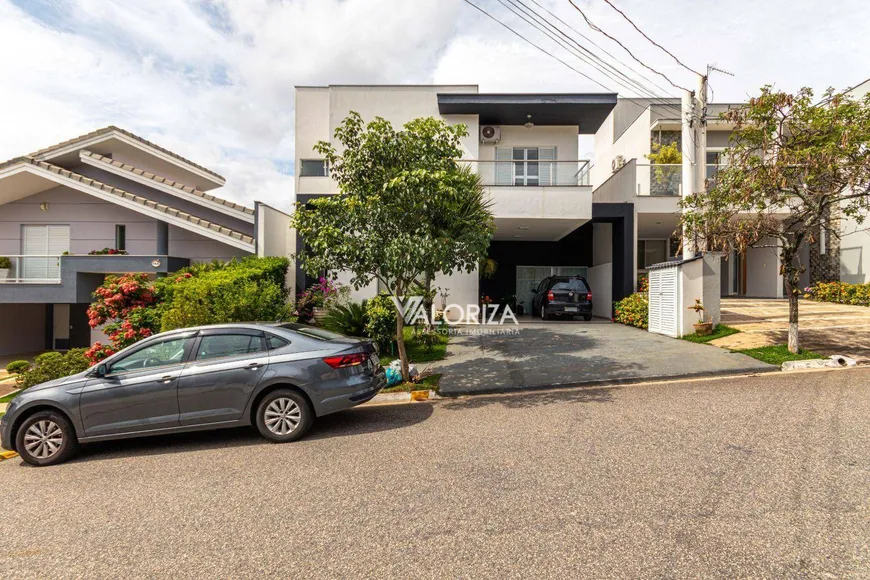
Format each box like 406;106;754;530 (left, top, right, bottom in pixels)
433;320;773;395
1;369;869;578
717;298;870;359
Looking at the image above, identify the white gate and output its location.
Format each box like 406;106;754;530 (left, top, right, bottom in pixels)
648;266;679;337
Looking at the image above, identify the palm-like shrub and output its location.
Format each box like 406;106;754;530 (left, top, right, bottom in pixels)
323;301;368;337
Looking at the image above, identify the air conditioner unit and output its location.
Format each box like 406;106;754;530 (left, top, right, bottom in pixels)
611;155;625;173
480;125;501;143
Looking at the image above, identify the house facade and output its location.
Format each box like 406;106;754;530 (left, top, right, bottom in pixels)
0;126;291;356
294;85;632;318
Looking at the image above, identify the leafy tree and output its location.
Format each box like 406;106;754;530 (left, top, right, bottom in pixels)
291;113;495;380
681;86;870;352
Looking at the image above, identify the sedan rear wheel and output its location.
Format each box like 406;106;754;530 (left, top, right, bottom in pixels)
255;389;313;443
15;410;79;467
541;304;548;321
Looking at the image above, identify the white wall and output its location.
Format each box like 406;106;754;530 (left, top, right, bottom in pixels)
588;262;612;318
745;238;783;298
840;206;870;285
592;104;651;188
435;268;479;322
679;260;704;337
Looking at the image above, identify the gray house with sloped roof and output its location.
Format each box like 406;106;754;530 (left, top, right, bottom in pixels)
0;126;291;356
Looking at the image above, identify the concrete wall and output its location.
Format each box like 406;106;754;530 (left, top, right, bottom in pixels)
478;125;579;162
746;238;783;298
588;261;612;318
679;259;704;337
0;303;46;356
592;103;651;187
592;222;613;265
0;187;248;263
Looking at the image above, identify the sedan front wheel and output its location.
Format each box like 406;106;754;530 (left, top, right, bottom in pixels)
255;389;313;443
15;410;79;467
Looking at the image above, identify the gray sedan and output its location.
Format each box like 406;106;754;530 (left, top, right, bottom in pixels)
0;323;386;466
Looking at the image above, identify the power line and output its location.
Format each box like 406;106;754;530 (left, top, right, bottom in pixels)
497;0;661;99
508;0;684;118
567;0;690;93
602;0;702;77
525;0;677;99
459;0;688;124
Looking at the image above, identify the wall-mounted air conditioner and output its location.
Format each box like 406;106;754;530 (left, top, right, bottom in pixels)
611;155;625;173
480;125;501;143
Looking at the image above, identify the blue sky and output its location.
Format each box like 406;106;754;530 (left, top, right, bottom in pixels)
1;0;867;209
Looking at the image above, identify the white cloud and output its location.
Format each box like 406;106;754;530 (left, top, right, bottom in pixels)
0;0;868;211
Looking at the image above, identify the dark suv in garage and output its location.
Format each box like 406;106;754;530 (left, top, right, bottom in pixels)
531;276;593;321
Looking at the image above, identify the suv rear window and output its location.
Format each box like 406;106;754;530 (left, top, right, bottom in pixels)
550;278;589;292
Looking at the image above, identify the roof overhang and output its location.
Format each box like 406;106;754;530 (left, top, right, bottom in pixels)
650;118;738;132
437;93;617;133
0;160;254;252
28;126;226;191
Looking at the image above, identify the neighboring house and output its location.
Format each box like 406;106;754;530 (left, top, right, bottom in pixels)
294;85;627;318
0;126;291;356
593;89;870;298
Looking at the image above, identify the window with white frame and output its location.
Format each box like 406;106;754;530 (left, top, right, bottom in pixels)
495;147;556;186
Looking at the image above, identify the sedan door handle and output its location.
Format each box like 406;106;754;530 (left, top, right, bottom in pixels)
245;362;262;370
161;375;174;384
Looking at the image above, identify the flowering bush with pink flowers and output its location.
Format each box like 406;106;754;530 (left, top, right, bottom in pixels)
85;273;159;365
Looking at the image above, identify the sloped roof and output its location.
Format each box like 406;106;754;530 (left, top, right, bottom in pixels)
27;125;226;183
80;150;254;216
1;157;253;247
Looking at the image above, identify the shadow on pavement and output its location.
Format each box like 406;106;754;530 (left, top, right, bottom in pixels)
441;386;619;410
67;402;434;464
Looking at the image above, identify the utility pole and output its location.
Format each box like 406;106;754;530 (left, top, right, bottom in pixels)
681;88;696;259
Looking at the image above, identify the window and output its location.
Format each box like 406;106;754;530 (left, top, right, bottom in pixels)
513;147;540;186
637;240;669;269
196;333;267;361
109;337;190;373
300;159;329;177
266;334;290;350
551;278;589;293
115;225;126;252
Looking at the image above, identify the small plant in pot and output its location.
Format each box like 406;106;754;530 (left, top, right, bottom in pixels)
0;256;10;282
689;298;713;335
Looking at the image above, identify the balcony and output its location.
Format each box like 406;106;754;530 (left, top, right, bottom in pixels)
461;160;593;241
0;254;190;303
636;163;725;196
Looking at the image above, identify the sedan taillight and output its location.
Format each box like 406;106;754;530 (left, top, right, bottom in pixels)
586;292;593;301
547;290;555;301
323;352;368;369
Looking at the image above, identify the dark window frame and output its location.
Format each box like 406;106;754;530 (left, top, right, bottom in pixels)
299;159;329;177
114;224;126;251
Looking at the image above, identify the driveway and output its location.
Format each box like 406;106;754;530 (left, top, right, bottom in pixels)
716;298;870;359
433;320;773;395
1;369;869;578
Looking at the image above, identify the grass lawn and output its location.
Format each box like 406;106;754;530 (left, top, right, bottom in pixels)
379;327;448;366
682;324;740;344
382;373;442;394
0;388;21;404
735;344;825;366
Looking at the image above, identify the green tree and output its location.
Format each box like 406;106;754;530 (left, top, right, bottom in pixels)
681;86;870;352
291;113;495;380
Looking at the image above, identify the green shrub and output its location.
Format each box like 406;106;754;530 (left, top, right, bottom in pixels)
324;302;368;336
158;256;290;331
806;281;870;306
0;256;11;269
364;294;397;351
613;292;648;329
5;360;30;374
16;349;89;390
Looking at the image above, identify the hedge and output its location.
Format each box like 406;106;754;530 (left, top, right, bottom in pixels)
16;349;89;390
157;256;291;331
805;281;870;307
613;292;648;329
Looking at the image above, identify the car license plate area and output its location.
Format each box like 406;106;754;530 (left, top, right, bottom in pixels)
564;307;578;312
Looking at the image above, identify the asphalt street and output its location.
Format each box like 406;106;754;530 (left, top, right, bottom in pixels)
1;367;869;578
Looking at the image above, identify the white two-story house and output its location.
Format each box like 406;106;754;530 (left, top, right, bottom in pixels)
294;85;632;317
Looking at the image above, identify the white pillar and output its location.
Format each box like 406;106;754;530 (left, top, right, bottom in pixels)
681;89;696;259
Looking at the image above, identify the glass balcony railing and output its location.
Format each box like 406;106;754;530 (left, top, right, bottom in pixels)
461;160;592;187
635;163;725;196
0;255;62;283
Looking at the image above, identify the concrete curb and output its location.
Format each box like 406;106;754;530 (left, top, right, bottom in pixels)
368;390;440;405
437;365;779;397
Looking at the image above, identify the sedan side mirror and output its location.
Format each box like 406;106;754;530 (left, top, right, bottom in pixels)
95;364;108;377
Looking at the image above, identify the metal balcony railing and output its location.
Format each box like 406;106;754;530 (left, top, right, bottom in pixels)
461;160;592;187
635;163;725;196
0;255;62;283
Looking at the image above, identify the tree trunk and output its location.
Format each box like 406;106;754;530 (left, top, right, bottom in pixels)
787;285;799;353
423;270;434;325
395;298;411;382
